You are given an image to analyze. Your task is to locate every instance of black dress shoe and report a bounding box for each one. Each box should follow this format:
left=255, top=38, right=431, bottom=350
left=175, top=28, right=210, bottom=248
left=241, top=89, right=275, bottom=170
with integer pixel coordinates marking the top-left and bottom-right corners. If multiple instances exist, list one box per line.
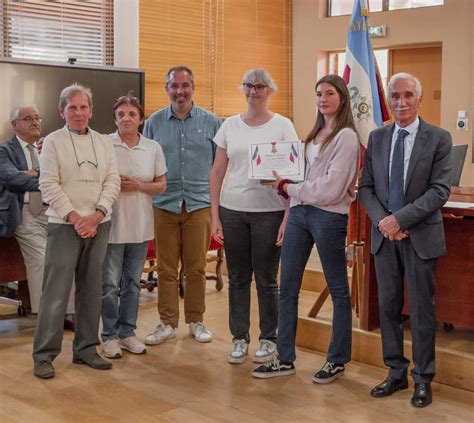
left=371, top=376, right=408, bottom=398
left=63, top=317, right=75, bottom=331
left=73, top=353, right=112, bottom=370
left=411, top=383, right=432, bottom=408
left=34, top=361, right=55, bottom=379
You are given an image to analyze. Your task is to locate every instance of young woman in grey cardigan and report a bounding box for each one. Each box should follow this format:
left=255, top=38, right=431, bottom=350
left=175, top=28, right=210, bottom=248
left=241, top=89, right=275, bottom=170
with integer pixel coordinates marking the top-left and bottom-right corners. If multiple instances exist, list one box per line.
left=253, top=74, right=360, bottom=383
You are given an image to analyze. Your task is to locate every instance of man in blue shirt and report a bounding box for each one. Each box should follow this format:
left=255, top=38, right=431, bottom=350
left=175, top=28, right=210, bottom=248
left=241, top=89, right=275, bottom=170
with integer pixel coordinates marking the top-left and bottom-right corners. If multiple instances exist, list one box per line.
left=143, top=65, right=221, bottom=346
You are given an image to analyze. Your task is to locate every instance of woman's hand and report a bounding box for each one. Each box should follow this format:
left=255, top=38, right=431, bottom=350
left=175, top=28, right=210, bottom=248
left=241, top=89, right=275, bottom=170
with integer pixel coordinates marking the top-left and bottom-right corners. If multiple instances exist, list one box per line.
left=211, top=218, right=224, bottom=244
left=271, top=170, right=283, bottom=190
left=276, top=219, right=287, bottom=246
left=120, top=175, right=141, bottom=191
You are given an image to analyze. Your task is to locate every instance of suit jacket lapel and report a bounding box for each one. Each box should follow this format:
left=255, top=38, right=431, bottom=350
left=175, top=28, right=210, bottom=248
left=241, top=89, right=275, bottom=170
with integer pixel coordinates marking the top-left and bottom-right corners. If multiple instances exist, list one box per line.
left=11, top=136, right=28, bottom=170
left=405, top=118, right=428, bottom=188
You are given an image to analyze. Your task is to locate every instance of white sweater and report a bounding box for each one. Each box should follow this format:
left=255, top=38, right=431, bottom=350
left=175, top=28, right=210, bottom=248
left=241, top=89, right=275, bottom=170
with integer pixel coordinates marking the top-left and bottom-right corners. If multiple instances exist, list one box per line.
left=39, top=126, right=120, bottom=224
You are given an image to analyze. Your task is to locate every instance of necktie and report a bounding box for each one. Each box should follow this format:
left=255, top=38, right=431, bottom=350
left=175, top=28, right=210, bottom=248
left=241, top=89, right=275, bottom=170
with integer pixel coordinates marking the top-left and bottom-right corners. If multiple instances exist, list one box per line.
left=388, top=129, right=409, bottom=213
left=26, top=143, right=43, bottom=217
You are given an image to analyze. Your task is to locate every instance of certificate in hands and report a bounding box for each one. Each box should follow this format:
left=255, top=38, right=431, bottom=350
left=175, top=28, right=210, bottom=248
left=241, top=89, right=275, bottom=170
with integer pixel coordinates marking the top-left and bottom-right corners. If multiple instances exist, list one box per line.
left=248, top=140, right=305, bottom=181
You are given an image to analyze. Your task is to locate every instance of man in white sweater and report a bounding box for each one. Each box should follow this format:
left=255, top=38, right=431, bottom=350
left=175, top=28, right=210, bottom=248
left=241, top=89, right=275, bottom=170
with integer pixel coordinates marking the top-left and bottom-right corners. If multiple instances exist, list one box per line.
left=32, top=84, right=120, bottom=379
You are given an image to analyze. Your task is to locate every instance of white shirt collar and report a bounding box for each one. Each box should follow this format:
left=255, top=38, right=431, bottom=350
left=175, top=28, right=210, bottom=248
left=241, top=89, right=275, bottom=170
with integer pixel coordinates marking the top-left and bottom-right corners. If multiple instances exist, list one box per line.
left=110, top=131, right=146, bottom=150
left=394, top=116, right=420, bottom=137
left=16, top=136, right=37, bottom=149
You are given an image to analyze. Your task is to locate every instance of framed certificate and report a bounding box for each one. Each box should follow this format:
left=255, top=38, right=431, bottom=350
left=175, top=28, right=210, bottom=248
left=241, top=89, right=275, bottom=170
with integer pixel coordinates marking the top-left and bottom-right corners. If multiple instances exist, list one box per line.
left=248, top=140, right=305, bottom=181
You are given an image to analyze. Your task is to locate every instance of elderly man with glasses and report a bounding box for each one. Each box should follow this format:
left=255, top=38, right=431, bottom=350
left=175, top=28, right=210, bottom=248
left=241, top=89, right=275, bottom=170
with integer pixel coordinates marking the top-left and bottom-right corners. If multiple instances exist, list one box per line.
left=0, top=107, right=74, bottom=324
left=32, top=84, right=120, bottom=379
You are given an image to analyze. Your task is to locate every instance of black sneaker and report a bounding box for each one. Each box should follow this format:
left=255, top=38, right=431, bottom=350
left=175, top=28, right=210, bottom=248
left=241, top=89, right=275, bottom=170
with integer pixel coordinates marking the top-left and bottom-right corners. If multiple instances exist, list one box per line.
left=312, top=362, right=345, bottom=384
left=252, top=357, right=295, bottom=379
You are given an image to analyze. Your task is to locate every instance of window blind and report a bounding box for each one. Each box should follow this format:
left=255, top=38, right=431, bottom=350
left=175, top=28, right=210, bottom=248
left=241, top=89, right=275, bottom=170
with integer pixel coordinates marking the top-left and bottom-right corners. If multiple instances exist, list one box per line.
left=1, top=0, right=114, bottom=66
left=139, top=0, right=292, bottom=119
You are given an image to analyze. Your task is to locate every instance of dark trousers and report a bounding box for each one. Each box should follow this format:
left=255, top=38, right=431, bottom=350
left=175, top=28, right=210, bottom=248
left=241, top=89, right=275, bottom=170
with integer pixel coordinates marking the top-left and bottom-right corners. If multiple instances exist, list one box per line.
left=220, top=206, right=283, bottom=343
left=374, top=238, right=437, bottom=383
left=277, top=205, right=352, bottom=363
left=33, top=222, right=110, bottom=363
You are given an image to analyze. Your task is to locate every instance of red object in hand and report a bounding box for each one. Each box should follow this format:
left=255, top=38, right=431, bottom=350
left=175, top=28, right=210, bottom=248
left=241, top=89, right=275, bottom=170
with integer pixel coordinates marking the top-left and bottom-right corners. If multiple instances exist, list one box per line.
left=146, top=240, right=156, bottom=260
left=209, top=233, right=223, bottom=250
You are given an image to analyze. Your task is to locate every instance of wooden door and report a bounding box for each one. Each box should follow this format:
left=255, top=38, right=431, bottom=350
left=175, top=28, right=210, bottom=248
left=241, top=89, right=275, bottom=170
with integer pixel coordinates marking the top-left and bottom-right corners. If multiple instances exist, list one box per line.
left=390, top=47, right=442, bottom=126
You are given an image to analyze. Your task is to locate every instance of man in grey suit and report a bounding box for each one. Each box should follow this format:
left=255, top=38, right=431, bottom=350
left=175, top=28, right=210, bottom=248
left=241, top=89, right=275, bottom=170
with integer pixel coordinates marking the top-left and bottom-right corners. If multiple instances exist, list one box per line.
left=0, top=106, right=74, bottom=319
left=359, top=73, right=452, bottom=408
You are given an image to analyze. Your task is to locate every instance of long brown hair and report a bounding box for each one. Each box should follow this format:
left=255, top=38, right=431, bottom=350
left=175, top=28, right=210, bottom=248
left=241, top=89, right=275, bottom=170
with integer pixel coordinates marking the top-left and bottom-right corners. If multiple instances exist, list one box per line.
left=304, top=74, right=358, bottom=151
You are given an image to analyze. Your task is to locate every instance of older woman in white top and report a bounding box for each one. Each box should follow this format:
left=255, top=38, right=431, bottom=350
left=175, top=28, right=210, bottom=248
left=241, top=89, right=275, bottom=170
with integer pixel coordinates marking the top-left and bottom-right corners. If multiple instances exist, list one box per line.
left=101, top=94, right=167, bottom=359
left=210, top=68, right=298, bottom=365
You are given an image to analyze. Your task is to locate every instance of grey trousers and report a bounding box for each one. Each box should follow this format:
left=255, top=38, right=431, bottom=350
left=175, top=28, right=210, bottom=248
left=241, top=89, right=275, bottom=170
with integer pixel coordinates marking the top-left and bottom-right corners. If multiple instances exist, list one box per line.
left=32, top=221, right=110, bottom=363
left=374, top=238, right=437, bottom=383
left=15, top=206, right=74, bottom=314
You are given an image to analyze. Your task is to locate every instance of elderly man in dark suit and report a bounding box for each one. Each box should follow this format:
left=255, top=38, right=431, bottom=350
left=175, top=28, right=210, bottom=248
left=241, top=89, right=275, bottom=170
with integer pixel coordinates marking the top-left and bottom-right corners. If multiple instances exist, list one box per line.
left=359, top=72, right=452, bottom=408
left=0, top=106, right=74, bottom=321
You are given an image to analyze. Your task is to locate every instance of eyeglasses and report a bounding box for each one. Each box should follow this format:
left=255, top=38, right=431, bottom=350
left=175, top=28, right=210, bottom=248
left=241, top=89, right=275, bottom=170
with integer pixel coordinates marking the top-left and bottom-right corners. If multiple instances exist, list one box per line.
left=68, top=129, right=99, bottom=169
left=17, top=116, right=43, bottom=123
left=242, top=83, right=267, bottom=93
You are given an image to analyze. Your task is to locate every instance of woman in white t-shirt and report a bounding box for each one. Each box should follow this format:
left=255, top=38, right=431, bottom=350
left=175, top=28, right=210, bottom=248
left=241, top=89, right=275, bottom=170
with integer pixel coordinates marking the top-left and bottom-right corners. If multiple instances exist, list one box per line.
left=101, top=94, right=167, bottom=359
left=210, top=69, right=298, bottom=365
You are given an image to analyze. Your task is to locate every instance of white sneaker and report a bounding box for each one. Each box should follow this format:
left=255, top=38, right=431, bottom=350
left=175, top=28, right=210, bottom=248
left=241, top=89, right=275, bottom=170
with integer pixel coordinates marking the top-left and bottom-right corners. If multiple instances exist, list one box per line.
left=189, top=322, right=213, bottom=343
left=228, top=339, right=248, bottom=364
left=144, top=323, right=176, bottom=345
left=103, top=339, right=122, bottom=359
left=253, top=339, right=276, bottom=363
left=119, top=336, right=147, bottom=354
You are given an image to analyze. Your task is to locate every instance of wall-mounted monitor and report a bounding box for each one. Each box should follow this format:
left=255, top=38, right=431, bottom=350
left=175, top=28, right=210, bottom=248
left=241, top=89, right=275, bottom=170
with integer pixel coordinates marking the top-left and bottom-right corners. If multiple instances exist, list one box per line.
left=0, top=58, right=145, bottom=143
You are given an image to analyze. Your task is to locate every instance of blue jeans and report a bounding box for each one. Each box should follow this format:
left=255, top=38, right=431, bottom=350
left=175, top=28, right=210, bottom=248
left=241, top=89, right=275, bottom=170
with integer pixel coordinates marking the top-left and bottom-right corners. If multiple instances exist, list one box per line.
left=101, top=241, right=148, bottom=341
left=277, top=205, right=352, bottom=364
left=219, top=207, right=284, bottom=343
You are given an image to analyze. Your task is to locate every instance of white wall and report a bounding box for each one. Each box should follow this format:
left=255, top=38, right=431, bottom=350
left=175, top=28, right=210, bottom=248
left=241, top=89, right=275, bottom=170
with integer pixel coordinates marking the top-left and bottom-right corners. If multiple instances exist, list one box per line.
left=114, top=0, right=139, bottom=68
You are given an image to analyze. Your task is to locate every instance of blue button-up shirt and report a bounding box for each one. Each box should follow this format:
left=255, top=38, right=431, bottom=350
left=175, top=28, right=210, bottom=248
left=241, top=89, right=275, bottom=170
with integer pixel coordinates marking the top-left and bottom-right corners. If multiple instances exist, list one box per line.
left=144, top=104, right=221, bottom=213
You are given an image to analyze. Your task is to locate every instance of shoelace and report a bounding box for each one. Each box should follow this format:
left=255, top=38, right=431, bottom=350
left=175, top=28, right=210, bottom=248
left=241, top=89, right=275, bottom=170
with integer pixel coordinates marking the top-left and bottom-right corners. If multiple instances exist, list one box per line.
left=193, top=322, right=208, bottom=335
left=233, top=340, right=247, bottom=353
left=265, top=357, right=281, bottom=369
left=322, top=362, right=335, bottom=373
left=155, top=323, right=170, bottom=334
left=259, top=340, right=273, bottom=353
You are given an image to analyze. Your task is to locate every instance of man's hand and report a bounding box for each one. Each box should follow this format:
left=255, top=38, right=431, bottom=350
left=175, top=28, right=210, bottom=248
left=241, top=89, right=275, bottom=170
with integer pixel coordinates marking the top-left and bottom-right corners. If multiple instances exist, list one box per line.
left=391, top=230, right=409, bottom=241
left=21, top=169, right=39, bottom=177
left=71, top=212, right=103, bottom=238
left=378, top=214, right=401, bottom=238
left=74, top=212, right=103, bottom=237
left=120, top=175, right=141, bottom=191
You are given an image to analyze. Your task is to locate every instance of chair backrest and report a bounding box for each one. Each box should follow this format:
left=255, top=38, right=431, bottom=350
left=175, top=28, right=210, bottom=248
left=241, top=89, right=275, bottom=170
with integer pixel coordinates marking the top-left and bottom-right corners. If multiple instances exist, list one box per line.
left=451, top=144, right=468, bottom=186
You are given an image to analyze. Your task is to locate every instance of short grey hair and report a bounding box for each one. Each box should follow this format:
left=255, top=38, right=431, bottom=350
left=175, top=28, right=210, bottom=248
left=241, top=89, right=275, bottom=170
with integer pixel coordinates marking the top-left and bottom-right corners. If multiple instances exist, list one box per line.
left=242, top=68, right=278, bottom=93
left=387, top=72, right=422, bottom=100
left=10, top=105, right=39, bottom=122
left=58, top=83, right=93, bottom=110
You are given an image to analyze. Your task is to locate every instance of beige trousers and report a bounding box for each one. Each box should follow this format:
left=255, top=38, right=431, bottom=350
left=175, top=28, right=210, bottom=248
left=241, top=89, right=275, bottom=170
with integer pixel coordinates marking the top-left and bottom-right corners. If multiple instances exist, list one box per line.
left=154, top=207, right=211, bottom=327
